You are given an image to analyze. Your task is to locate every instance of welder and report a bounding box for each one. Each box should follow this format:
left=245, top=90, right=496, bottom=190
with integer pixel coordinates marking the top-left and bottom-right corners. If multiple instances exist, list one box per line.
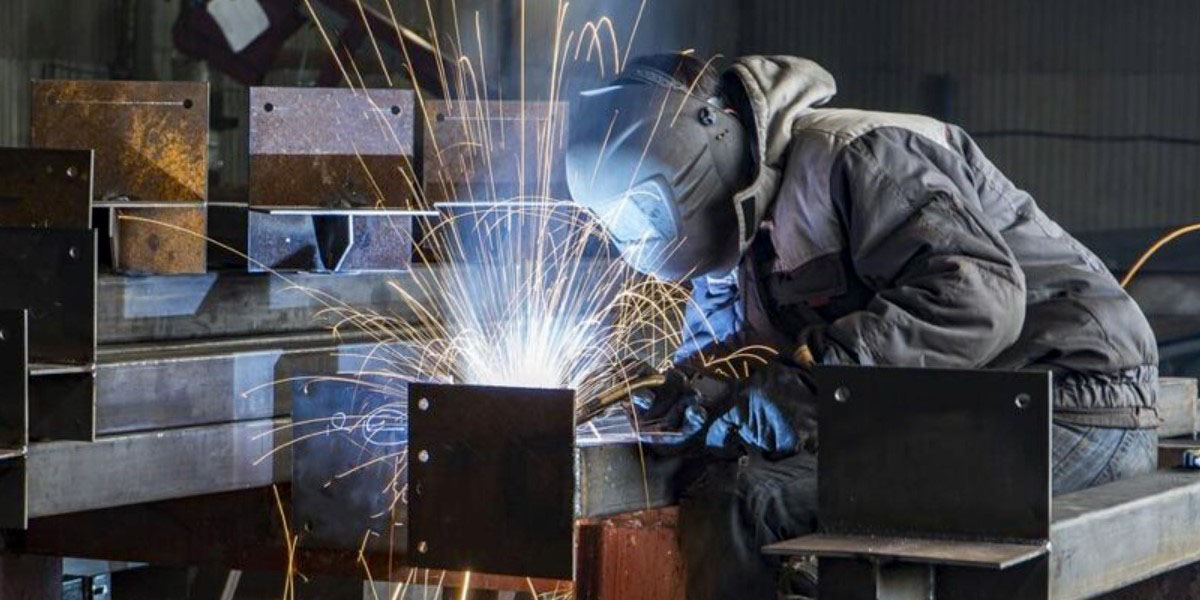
left=565, top=54, right=1159, bottom=599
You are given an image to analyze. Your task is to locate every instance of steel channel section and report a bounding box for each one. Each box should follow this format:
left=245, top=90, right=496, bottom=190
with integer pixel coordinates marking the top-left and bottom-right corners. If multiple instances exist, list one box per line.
left=292, top=377, right=407, bottom=553
left=0, top=148, right=93, bottom=229
left=30, top=80, right=209, bottom=275
left=408, top=383, right=576, bottom=579
left=803, top=366, right=1053, bottom=600
left=0, top=228, right=96, bottom=365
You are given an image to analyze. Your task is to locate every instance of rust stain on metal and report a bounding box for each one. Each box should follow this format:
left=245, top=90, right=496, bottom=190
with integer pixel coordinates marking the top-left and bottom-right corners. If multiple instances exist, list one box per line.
left=422, top=100, right=570, bottom=204
left=30, top=80, right=209, bottom=274
left=31, top=80, right=208, bottom=203
left=576, top=507, right=686, bottom=600
left=249, top=155, right=418, bottom=209
left=248, top=87, right=421, bottom=210
left=114, top=207, right=206, bottom=275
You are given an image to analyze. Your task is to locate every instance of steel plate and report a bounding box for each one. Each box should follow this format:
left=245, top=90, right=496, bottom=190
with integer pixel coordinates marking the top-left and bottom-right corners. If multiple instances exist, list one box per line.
left=422, top=101, right=569, bottom=204
left=0, top=228, right=96, bottom=364
left=31, top=80, right=209, bottom=274
left=408, top=382, right=575, bottom=579
left=291, top=377, right=407, bottom=552
left=0, top=148, right=93, bottom=229
left=815, top=366, right=1052, bottom=541
left=30, top=80, right=208, bottom=204
left=248, top=87, right=419, bottom=210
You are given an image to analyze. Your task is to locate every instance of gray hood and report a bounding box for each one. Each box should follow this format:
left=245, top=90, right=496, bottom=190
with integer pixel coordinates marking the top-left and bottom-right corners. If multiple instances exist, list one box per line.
left=725, top=56, right=837, bottom=253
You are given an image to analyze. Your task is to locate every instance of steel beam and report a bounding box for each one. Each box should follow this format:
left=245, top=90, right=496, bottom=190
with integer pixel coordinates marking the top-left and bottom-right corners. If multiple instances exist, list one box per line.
left=407, top=383, right=576, bottom=579
left=1050, top=471, right=1200, bottom=600
left=25, top=418, right=288, bottom=519
left=95, top=269, right=423, bottom=345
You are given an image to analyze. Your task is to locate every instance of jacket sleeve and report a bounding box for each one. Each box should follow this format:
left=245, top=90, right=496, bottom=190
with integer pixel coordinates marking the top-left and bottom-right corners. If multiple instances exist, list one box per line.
left=799, top=130, right=1027, bottom=368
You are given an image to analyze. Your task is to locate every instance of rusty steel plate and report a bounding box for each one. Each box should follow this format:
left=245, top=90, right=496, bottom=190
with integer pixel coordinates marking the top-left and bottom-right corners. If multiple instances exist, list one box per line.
left=110, top=207, right=207, bottom=275
left=408, top=382, right=576, bottom=579
left=31, top=80, right=209, bottom=274
left=0, top=148, right=93, bottom=229
left=30, top=80, right=208, bottom=204
left=248, top=87, right=420, bottom=210
left=422, top=101, right=569, bottom=204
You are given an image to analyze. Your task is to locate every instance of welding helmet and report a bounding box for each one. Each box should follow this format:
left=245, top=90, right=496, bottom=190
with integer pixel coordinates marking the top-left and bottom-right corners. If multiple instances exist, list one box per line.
left=566, top=55, right=753, bottom=281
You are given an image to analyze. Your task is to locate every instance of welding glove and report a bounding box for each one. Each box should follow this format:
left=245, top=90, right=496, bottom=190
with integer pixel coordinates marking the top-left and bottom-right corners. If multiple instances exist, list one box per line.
left=706, top=361, right=819, bottom=456
left=628, top=364, right=738, bottom=449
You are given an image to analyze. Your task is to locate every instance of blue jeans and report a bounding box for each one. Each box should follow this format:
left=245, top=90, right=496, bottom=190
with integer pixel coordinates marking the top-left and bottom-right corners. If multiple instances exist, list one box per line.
left=678, top=425, right=1157, bottom=600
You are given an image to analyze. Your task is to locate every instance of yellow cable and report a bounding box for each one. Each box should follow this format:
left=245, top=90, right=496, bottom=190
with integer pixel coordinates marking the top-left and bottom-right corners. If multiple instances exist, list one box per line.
left=1120, top=223, right=1200, bottom=288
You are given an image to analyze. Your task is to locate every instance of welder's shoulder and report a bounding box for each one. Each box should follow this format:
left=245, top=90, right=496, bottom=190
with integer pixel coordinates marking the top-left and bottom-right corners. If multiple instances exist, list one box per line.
left=789, top=108, right=957, bottom=159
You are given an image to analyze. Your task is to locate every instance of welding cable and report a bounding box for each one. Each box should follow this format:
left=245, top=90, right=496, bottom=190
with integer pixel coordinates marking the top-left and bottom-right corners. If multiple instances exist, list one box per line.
left=576, top=374, right=668, bottom=425
left=1120, top=222, right=1200, bottom=288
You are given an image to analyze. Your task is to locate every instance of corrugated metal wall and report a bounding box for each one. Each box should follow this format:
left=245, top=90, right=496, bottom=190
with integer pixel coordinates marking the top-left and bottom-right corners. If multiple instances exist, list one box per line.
left=740, top=0, right=1200, bottom=232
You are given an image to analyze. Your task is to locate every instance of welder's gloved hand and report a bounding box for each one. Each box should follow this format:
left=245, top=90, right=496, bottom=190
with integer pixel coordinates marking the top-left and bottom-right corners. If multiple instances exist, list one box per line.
left=628, top=365, right=737, bottom=447
left=706, top=361, right=819, bottom=455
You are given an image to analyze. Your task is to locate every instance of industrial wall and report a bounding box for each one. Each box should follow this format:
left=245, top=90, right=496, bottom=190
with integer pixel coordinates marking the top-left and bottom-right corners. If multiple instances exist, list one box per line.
left=738, top=0, right=1200, bottom=233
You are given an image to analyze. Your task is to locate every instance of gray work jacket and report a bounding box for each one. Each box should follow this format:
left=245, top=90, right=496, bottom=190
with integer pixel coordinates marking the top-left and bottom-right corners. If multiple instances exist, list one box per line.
left=677, top=56, right=1158, bottom=430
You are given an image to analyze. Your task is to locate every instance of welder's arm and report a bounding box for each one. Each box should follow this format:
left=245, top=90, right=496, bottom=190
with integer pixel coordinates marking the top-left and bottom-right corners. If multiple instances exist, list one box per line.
left=798, top=134, right=1027, bottom=368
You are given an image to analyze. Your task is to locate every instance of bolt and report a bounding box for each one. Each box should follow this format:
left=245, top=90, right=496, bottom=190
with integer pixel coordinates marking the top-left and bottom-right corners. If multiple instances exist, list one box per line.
left=67, top=246, right=78, bottom=259
left=418, top=449, right=430, bottom=463
left=0, top=329, right=6, bottom=341
left=834, top=386, right=851, bottom=403
left=66, top=166, right=78, bottom=178
left=418, top=397, right=430, bottom=411
left=417, top=541, right=428, bottom=554
left=1015, top=393, right=1031, bottom=410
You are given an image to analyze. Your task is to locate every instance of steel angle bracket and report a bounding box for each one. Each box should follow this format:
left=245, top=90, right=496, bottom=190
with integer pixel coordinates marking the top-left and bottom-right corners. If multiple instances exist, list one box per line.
left=0, top=310, right=30, bottom=529
left=764, top=366, right=1053, bottom=600
left=0, top=229, right=97, bottom=441
left=31, top=80, right=209, bottom=275
left=291, top=376, right=408, bottom=552
left=408, top=383, right=576, bottom=580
